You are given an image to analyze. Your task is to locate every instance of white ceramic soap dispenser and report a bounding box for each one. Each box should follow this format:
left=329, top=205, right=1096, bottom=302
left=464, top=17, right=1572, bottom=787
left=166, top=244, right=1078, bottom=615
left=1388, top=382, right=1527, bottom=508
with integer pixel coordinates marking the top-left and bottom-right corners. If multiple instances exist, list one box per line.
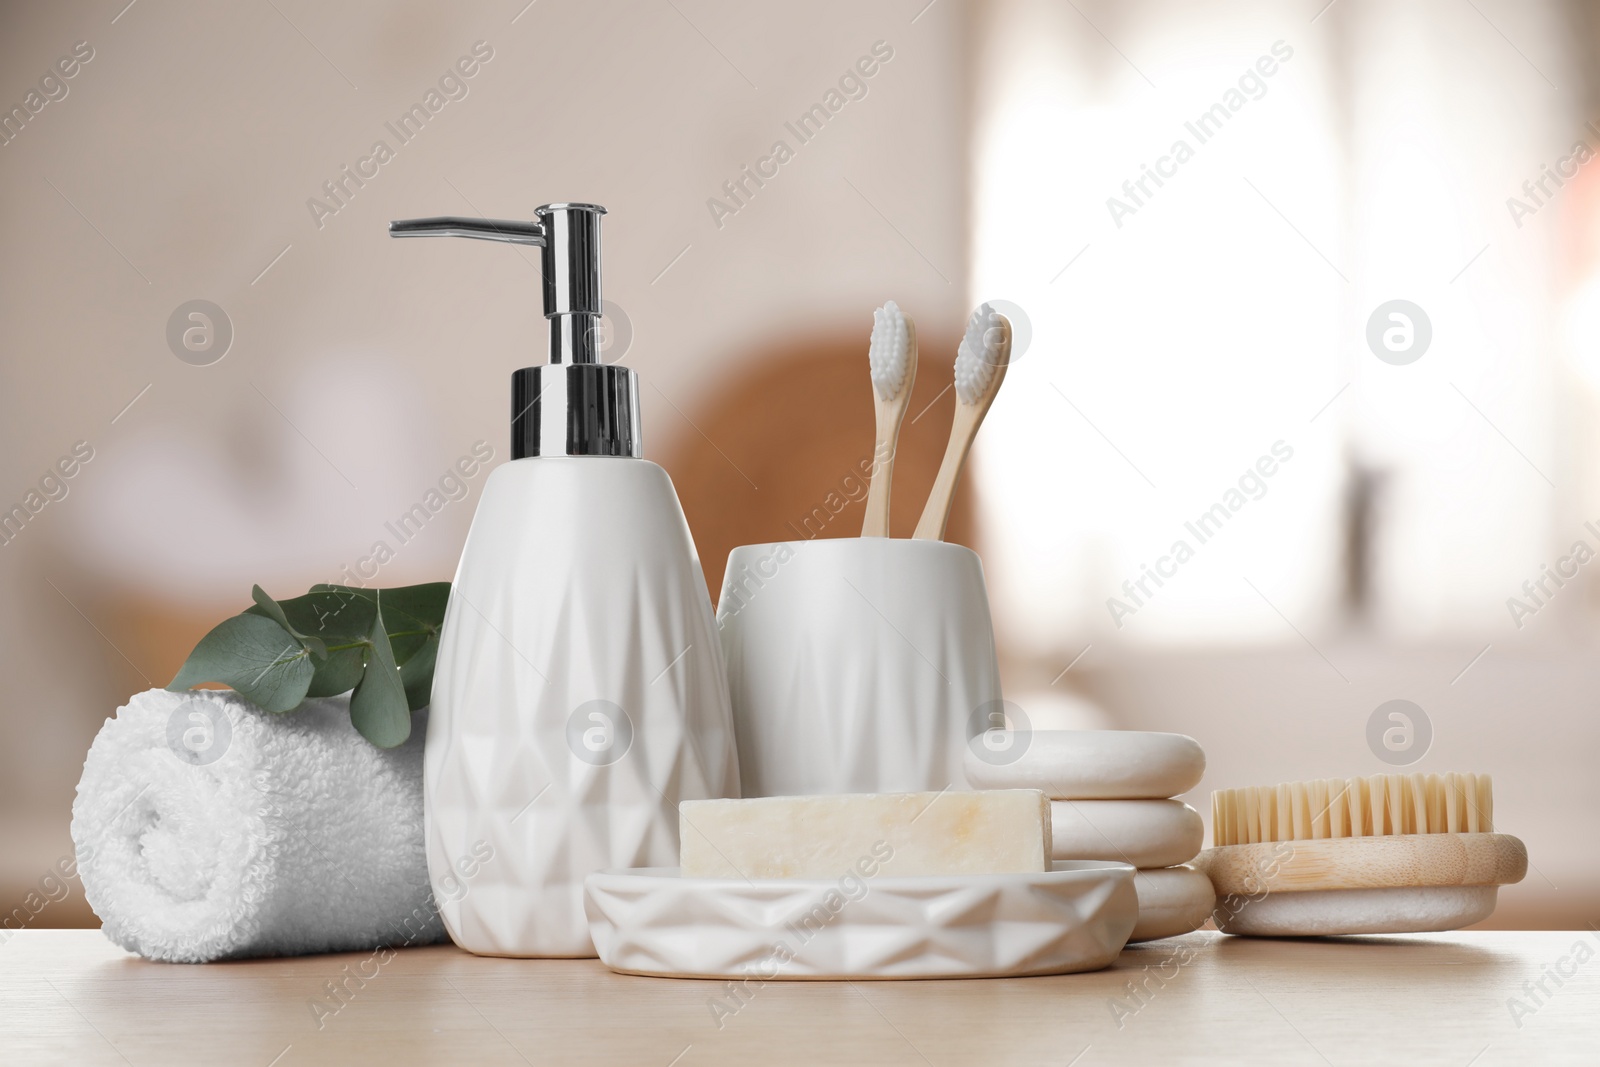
left=391, top=204, right=740, bottom=957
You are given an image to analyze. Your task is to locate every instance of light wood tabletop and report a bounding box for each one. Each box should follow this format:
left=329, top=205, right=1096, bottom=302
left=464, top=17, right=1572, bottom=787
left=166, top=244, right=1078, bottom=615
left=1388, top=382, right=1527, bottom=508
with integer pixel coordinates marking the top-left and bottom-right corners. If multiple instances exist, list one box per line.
left=3, top=929, right=1597, bottom=1065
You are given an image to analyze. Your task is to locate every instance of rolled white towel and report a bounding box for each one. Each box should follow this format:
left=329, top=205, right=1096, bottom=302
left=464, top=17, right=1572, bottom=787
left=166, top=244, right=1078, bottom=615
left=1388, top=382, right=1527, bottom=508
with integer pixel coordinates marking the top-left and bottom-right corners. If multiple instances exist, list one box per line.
left=71, top=688, right=447, bottom=962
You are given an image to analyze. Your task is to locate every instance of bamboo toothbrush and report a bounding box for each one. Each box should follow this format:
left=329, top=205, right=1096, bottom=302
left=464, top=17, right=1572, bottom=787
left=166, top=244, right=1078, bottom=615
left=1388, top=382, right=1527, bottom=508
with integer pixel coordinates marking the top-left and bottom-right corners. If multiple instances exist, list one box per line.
left=913, top=303, right=1011, bottom=541
left=1195, top=772, right=1527, bottom=936
left=861, top=300, right=917, bottom=538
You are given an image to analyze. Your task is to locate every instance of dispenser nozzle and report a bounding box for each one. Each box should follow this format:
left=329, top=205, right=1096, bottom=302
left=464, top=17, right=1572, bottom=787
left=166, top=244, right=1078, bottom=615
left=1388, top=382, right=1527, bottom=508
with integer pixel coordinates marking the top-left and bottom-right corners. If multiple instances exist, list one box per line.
left=388, top=217, right=547, bottom=245
left=390, top=203, right=607, bottom=363
left=389, top=202, right=638, bottom=460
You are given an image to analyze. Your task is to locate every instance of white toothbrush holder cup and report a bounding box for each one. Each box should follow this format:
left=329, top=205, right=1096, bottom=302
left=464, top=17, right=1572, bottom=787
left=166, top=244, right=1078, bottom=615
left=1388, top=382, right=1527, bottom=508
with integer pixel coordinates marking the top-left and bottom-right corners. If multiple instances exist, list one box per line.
left=716, top=538, right=1002, bottom=797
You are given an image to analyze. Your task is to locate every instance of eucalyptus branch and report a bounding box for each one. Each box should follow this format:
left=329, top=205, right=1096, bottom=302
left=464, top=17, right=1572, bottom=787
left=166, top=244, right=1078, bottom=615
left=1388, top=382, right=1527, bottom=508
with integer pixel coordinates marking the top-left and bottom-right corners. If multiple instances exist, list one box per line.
left=167, top=582, right=450, bottom=748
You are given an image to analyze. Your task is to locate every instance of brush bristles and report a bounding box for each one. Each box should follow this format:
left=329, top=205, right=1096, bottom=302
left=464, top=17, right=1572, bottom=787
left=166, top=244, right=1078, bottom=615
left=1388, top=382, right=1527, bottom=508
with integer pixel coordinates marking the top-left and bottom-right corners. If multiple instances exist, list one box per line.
left=954, top=302, right=1002, bottom=404
left=1211, top=772, right=1493, bottom=846
left=869, top=300, right=911, bottom=400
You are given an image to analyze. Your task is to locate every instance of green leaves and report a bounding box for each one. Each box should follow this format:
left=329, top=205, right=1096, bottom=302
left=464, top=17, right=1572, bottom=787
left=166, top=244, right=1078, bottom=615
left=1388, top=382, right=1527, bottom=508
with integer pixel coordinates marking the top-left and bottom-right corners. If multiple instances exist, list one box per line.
left=167, top=582, right=451, bottom=747
left=167, top=613, right=317, bottom=713
left=249, top=584, right=328, bottom=659
left=350, top=601, right=412, bottom=749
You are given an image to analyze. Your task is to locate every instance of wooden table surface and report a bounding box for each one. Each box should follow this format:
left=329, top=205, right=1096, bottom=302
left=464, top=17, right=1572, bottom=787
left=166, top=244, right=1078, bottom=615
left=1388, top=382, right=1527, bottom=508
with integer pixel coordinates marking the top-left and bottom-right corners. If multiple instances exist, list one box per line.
left=3, top=929, right=1597, bottom=1065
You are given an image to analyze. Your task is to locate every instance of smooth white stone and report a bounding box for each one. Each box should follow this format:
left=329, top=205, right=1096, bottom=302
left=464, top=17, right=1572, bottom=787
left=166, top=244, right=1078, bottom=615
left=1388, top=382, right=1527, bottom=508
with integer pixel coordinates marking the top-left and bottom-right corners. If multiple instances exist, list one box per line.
left=1129, top=865, right=1216, bottom=943
left=966, top=730, right=1205, bottom=799
left=1051, top=799, right=1203, bottom=868
left=680, top=790, right=1051, bottom=879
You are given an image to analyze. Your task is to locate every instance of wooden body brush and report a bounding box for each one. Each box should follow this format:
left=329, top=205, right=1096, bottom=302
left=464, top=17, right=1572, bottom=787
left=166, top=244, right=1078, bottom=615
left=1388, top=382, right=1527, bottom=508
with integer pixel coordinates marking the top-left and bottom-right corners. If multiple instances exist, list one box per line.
left=1195, top=772, right=1526, bottom=936
left=861, top=301, right=917, bottom=537
left=914, top=303, right=1011, bottom=541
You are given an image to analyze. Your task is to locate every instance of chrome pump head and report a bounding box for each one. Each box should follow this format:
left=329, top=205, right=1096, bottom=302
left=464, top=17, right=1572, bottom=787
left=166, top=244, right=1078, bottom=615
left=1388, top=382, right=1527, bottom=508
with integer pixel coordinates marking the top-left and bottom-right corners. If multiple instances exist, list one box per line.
left=390, top=203, right=641, bottom=459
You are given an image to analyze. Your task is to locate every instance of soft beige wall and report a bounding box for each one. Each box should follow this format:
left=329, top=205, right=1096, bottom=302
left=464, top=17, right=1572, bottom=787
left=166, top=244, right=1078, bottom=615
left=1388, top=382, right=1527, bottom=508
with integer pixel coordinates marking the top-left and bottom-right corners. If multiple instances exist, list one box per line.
left=0, top=0, right=971, bottom=903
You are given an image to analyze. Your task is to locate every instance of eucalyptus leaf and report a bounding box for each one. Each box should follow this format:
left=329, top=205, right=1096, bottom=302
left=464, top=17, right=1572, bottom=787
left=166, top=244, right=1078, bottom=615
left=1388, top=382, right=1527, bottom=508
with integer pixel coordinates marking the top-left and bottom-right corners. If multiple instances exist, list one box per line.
left=246, top=586, right=373, bottom=697
left=167, top=613, right=316, bottom=713
left=249, top=585, right=327, bottom=660
left=305, top=647, right=367, bottom=699
left=363, top=583, right=450, bottom=633
left=315, top=582, right=448, bottom=707
left=349, top=598, right=413, bottom=748
left=310, top=583, right=448, bottom=650
left=175, top=580, right=449, bottom=745
left=383, top=583, right=448, bottom=709
left=249, top=586, right=375, bottom=643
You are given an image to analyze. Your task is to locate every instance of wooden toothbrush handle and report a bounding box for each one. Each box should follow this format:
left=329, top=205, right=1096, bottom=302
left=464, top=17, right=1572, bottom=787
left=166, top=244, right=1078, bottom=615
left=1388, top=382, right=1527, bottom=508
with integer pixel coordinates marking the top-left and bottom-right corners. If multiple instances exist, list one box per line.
left=861, top=395, right=904, bottom=537
left=861, top=446, right=893, bottom=538
left=913, top=404, right=979, bottom=540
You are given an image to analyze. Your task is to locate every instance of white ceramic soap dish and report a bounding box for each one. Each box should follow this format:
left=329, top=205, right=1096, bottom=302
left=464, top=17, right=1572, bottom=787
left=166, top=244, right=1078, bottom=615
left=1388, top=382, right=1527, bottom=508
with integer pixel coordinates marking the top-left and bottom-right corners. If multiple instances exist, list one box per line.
left=584, top=861, right=1137, bottom=980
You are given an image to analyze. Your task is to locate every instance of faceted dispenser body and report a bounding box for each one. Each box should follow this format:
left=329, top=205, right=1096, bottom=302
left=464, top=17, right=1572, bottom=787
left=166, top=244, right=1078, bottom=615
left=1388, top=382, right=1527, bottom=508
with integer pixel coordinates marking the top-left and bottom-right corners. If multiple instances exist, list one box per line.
left=427, top=457, right=737, bottom=956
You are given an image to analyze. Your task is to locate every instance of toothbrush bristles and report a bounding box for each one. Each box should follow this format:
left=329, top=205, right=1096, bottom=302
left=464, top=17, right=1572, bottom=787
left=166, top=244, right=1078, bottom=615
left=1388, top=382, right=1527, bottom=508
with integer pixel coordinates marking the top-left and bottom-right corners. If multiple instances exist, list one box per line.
left=869, top=300, right=911, bottom=400
left=954, top=302, right=1003, bottom=404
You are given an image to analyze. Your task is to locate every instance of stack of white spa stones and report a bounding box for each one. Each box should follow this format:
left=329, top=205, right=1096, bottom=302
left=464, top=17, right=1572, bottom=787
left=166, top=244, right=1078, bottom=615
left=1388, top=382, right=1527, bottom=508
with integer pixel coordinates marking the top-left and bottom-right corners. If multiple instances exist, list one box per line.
left=966, top=731, right=1214, bottom=941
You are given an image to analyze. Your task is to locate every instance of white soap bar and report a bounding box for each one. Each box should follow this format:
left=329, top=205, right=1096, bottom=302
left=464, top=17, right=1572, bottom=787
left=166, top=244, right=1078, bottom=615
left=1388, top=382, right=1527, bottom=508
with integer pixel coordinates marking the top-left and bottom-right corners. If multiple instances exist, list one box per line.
left=966, top=730, right=1205, bottom=799
left=1051, top=799, right=1203, bottom=868
left=680, top=790, right=1051, bottom=879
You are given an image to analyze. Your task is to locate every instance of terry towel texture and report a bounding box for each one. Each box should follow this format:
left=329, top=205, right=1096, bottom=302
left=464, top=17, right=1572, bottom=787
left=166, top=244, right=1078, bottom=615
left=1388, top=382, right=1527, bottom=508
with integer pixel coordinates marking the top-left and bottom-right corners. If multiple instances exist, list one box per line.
left=71, top=688, right=446, bottom=962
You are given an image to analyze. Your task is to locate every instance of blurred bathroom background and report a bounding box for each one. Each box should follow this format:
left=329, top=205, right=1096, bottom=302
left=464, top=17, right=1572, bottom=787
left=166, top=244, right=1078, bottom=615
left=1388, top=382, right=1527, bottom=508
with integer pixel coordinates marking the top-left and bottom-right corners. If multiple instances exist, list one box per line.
left=3, top=0, right=1597, bottom=929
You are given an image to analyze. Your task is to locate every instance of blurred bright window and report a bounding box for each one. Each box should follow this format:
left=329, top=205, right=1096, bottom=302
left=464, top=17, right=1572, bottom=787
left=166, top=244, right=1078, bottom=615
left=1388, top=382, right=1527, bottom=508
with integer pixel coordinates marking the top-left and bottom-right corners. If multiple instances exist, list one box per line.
left=969, top=0, right=1581, bottom=653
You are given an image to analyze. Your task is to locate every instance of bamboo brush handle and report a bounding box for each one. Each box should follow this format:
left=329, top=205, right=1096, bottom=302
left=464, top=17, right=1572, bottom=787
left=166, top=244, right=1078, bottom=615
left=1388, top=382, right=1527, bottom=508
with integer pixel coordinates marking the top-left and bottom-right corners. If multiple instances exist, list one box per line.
left=913, top=317, right=1009, bottom=541
left=1196, top=833, right=1527, bottom=896
left=912, top=404, right=981, bottom=541
left=861, top=395, right=903, bottom=538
